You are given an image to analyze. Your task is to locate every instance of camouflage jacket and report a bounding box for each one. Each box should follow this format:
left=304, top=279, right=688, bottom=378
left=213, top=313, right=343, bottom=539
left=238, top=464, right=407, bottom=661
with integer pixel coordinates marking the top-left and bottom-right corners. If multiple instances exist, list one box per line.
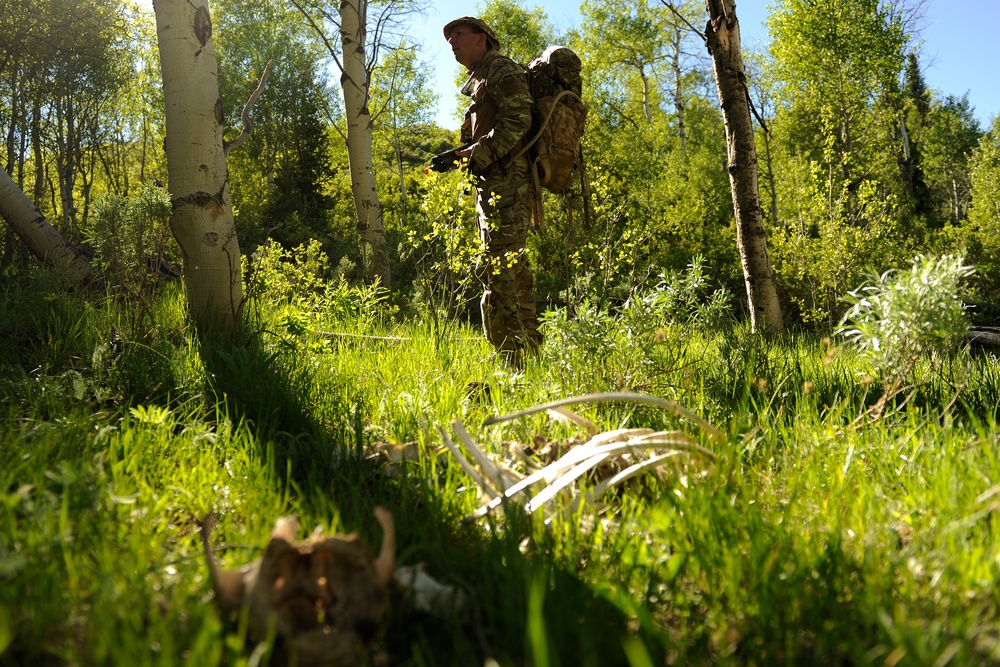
left=460, top=50, right=532, bottom=181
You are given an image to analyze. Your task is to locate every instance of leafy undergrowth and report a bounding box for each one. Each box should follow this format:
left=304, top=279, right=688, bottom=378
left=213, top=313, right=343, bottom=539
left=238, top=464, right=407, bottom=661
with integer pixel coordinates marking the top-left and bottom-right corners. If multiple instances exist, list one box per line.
left=2, top=268, right=1000, bottom=666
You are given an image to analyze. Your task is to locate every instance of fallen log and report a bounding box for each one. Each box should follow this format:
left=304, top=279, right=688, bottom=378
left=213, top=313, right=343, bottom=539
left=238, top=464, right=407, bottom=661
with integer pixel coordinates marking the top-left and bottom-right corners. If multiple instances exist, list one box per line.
left=968, top=327, right=1000, bottom=348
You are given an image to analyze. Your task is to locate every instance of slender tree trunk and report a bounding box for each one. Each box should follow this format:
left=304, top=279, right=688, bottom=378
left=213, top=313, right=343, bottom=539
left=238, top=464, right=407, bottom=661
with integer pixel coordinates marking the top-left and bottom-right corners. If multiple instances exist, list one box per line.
left=705, top=0, right=783, bottom=333
left=340, top=0, right=391, bottom=287
left=32, top=100, right=45, bottom=205
left=80, top=123, right=97, bottom=229
left=952, top=178, right=960, bottom=224
left=3, top=76, right=15, bottom=174
left=394, top=130, right=408, bottom=227
left=639, top=63, right=653, bottom=127
left=54, top=98, right=79, bottom=235
left=669, top=29, right=687, bottom=148
left=899, top=114, right=914, bottom=199
left=0, top=166, right=96, bottom=283
left=762, top=127, right=779, bottom=226
left=140, top=114, right=150, bottom=187
left=153, top=0, right=242, bottom=334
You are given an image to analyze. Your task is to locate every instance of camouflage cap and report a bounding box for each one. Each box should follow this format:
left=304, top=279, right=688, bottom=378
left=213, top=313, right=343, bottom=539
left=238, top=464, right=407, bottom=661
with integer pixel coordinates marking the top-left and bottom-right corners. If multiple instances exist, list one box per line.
left=443, top=16, right=500, bottom=51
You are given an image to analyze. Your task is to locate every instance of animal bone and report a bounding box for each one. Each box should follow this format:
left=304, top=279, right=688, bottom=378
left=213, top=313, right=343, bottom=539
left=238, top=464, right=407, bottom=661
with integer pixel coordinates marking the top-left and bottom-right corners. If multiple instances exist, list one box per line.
left=394, top=562, right=468, bottom=616
left=202, top=508, right=395, bottom=666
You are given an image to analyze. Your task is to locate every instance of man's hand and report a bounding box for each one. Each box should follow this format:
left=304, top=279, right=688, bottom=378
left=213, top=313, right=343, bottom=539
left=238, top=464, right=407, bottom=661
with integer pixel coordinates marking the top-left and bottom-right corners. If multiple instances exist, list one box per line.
left=425, top=144, right=472, bottom=173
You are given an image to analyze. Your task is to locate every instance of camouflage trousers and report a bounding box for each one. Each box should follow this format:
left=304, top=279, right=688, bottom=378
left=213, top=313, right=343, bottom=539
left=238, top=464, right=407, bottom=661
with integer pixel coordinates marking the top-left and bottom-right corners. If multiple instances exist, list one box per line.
left=474, top=179, right=542, bottom=361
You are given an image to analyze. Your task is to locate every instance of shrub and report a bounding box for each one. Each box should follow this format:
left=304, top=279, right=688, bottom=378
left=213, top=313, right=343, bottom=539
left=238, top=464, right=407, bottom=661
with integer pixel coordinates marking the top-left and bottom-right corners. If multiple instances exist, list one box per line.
left=244, top=238, right=330, bottom=306
left=244, top=239, right=394, bottom=351
left=85, top=183, right=178, bottom=335
left=542, top=259, right=732, bottom=393
left=623, top=255, right=733, bottom=331
left=837, top=254, right=974, bottom=381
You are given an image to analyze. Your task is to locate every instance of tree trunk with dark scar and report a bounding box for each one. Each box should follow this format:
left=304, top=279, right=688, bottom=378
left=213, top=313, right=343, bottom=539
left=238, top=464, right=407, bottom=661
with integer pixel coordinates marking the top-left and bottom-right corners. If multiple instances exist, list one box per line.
left=153, top=0, right=242, bottom=333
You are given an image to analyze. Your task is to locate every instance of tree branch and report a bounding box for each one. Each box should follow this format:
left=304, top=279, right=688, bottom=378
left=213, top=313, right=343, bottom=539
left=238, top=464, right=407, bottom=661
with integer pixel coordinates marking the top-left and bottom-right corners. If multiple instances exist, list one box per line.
left=661, top=0, right=706, bottom=42
left=224, top=59, right=274, bottom=156
left=741, top=73, right=774, bottom=140
left=288, top=0, right=346, bottom=75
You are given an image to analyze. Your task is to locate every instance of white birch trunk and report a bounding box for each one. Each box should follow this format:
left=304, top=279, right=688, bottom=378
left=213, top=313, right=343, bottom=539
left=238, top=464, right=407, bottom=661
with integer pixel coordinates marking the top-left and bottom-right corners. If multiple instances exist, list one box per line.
left=0, top=166, right=96, bottom=283
left=706, top=0, right=784, bottom=334
left=339, top=0, right=391, bottom=287
left=153, top=0, right=242, bottom=333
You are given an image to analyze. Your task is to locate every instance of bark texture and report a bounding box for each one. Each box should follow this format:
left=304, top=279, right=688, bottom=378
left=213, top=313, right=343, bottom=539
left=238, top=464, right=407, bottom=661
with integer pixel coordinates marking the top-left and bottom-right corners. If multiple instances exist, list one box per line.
left=153, top=0, right=242, bottom=333
left=0, top=166, right=96, bottom=282
left=705, top=0, right=783, bottom=334
left=340, top=0, right=391, bottom=287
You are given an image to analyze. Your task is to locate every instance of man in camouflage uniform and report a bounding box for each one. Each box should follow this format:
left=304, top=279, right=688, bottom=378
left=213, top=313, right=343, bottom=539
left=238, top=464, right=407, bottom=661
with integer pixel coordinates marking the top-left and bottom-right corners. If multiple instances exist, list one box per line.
left=444, top=16, right=542, bottom=368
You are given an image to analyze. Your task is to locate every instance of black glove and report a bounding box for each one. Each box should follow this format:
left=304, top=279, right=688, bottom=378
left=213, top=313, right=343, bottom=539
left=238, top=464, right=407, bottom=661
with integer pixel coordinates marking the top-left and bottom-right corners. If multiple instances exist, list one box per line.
left=425, top=145, right=470, bottom=173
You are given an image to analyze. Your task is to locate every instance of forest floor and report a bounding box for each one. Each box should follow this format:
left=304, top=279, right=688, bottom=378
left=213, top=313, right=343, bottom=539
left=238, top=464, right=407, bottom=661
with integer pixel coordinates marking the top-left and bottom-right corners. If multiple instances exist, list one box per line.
left=2, top=273, right=1000, bottom=666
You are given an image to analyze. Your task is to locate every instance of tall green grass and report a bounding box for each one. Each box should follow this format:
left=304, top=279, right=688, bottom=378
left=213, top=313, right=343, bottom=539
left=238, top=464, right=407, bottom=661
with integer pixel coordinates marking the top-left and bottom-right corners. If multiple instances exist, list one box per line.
left=2, top=264, right=1000, bottom=666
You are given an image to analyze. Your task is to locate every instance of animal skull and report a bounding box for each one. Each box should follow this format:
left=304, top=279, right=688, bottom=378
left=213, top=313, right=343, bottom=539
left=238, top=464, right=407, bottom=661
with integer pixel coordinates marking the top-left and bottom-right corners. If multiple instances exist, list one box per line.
left=202, top=508, right=395, bottom=666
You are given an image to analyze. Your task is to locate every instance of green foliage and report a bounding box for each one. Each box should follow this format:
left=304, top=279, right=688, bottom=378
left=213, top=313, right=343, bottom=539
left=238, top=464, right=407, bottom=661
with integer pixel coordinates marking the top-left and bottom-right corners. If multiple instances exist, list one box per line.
left=322, top=279, right=394, bottom=329
left=397, top=168, right=482, bottom=322
left=10, top=292, right=90, bottom=374
left=956, top=116, right=1000, bottom=301
left=762, top=0, right=922, bottom=323
left=86, top=183, right=178, bottom=331
left=574, top=0, right=692, bottom=127
left=0, top=0, right=145, bottom=231
left=769, top=161, right=911, bottom=323
left=906, top=92, right=982, bottom=230
left=534, top=95, right=738, bottom=308
left=96, top=6, right=167, bottom=197
left=5, top=272, right=1000, bottom=665
left=215, top=0, right=340, bottom=257
left=541, top=258, right=732, bottom=394
left=5, top=0, right=999, bottom=340
left=371, top=44, right=440, bottom=252
left=245, top=238, right=331, bottom=306
left=244, top=239, right=395, bottom=355
left=360, top=123, right=463, bottom=299
left=767, top=0, right=906, bottom=147
left=478, top=0, right=559, bottom=66
left=87, top=183, right=174, bottom=273
left=633, top=256, right=733, bottom=330
left=838, top=254, right=974, bottom=380
left=903, top=51, right=931, bottom=118
left=371, top=44, right=438, bottom=133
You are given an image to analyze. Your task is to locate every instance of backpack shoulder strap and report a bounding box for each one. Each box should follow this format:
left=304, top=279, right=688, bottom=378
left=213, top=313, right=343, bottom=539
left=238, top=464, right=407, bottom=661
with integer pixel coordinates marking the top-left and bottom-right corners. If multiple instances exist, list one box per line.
left=511, top=89, right=584, bottom=164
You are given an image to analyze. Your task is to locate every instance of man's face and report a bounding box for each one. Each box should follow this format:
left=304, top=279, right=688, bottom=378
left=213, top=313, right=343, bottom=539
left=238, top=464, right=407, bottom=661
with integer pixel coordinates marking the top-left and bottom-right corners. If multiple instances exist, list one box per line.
left=448, top=25, right=488, bottom=69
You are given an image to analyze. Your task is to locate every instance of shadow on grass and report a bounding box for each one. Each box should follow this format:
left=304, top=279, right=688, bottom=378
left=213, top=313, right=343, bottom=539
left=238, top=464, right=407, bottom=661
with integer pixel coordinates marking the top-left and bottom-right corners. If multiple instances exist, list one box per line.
left=198, top=336, right=661, bottom=666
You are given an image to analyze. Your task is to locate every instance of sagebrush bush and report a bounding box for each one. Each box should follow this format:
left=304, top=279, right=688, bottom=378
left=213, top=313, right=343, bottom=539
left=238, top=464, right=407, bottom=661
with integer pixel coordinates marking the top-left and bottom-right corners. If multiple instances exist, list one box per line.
left=623, top=255, right=733, bottom=331
left=837, top=254, right=974, bottom=380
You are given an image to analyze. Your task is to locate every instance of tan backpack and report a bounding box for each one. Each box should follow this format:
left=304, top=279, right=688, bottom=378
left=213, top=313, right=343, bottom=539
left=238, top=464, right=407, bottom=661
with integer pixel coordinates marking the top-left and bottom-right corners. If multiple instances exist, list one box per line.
left=515, top=46, right=590, bottom=227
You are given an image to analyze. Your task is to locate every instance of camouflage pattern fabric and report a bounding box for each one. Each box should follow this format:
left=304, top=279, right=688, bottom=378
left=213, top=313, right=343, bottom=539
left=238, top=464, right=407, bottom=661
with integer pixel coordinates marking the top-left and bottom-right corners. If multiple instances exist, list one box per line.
left=525, top=46, right=588, bottom=194
left=461, top=50, right=533, bottom=182
left=474, top=179, right=541, bottom=360
left=443, top=17, right=501, bottom=51
left=528, top=45, right=583, bottom=99
left=460, top=49, right=542, bottom=363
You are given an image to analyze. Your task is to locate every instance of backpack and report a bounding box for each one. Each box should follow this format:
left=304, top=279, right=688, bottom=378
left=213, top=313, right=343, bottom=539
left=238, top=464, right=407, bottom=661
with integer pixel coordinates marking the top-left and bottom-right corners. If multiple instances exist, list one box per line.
left=514, top=46, right=590, bottom=227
